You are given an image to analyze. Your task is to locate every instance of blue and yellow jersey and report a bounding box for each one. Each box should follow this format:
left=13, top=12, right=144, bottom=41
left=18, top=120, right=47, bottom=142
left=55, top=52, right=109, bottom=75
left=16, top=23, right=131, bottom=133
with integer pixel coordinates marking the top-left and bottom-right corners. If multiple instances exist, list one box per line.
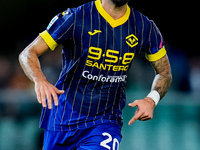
left=39, top=0, right=166, bottom=131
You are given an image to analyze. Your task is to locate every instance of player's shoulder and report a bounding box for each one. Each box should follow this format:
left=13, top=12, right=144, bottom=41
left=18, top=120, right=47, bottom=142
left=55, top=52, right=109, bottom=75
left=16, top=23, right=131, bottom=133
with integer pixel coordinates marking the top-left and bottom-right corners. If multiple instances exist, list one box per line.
left=129, top=6, right=153, bottom=26
left=68, top=1, right=94, bottom=14
left=49, top=1, right=94, bottom=29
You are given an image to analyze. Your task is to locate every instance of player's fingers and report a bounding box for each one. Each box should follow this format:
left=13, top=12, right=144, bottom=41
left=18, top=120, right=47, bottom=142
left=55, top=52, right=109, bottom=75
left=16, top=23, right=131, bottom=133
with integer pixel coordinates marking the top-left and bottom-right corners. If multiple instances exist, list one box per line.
left=40, top=86, right=47, bottom=108
left=52, top=90, right=59, bottom=106
left=46, top=90, right=53, bottom=109
left=128, top=110, right=144, bottom=125
left=35, top=88, right=42, bottom=104
left=139, top=117, right=151, bottom=121
left=138, top=114, right=153, bottom=121
left=53, top=87, right=65, bottom=106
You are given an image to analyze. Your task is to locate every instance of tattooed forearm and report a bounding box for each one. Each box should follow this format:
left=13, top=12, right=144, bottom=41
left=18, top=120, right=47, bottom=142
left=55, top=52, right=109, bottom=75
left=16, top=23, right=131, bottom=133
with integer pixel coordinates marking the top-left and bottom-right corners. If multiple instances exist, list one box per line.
left=151, top=55, right=172, bottom=100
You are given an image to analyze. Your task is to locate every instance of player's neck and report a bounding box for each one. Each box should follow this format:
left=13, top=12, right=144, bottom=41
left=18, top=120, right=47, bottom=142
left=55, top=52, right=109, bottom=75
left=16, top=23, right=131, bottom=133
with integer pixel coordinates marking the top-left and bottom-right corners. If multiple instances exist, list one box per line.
left=101, top=0, right=128, bottom=20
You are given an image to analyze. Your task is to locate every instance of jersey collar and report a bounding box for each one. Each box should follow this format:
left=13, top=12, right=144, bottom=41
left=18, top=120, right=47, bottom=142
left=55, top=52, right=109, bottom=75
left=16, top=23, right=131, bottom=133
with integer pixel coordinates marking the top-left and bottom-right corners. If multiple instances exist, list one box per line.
left=95, top=0, right=130, bottom=28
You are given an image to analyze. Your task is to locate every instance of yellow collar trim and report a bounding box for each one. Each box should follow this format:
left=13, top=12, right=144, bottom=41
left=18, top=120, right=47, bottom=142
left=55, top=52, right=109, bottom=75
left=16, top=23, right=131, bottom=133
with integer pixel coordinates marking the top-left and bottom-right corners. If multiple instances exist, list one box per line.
left=95, top=0, right=130, bottom=28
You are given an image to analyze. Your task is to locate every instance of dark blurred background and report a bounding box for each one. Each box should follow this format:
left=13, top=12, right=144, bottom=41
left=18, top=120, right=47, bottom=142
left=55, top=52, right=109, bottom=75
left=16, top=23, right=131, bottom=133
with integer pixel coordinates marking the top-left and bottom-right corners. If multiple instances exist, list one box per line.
left=0, top=0, right=200, bottom=150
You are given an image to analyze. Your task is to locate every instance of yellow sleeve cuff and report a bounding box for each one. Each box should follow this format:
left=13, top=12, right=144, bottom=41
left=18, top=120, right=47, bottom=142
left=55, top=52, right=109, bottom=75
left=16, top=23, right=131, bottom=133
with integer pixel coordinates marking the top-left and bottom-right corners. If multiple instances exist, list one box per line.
left=39, top=30, right=58, bottom=51
left=145, top=46, right=167, bottom=62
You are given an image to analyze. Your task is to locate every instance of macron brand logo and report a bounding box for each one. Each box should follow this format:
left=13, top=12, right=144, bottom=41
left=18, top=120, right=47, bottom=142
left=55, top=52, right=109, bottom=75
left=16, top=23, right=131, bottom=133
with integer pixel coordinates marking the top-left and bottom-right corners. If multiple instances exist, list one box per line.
left=88, top=30, right=102, bottom=36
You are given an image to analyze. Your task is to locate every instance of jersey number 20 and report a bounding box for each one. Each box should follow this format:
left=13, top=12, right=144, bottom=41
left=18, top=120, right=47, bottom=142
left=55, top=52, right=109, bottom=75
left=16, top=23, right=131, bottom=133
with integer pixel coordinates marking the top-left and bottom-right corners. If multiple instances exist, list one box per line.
left=100, top=132, right=119, bottom=150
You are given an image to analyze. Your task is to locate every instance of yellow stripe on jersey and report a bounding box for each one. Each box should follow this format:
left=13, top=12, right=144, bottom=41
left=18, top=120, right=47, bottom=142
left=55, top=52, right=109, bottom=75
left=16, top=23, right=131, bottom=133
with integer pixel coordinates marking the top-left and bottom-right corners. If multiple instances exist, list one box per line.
left=95, top=0, right=130, bottom=28
left=39, top=30, right=58, bottom=51
left=145, top=46, right=167, bottom=62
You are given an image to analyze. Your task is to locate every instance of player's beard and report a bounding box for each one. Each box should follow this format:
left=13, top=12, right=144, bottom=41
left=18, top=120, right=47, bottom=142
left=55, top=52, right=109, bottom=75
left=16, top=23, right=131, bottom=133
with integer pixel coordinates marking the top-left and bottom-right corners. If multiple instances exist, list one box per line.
left=111, top=0, right=130, bottom=7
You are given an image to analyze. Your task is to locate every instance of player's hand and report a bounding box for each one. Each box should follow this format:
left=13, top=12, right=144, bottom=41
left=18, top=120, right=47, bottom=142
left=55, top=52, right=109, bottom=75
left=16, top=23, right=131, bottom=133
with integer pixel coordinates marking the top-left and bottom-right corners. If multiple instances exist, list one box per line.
left=128, top=97, right=155, bottom=125
left=34, top=80, right=65, bottom=109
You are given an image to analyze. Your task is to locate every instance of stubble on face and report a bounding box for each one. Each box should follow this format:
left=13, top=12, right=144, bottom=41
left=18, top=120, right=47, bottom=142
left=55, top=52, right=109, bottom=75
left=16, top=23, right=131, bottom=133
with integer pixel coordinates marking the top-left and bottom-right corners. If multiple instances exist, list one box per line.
left=110, top=0, right=130, bottom=7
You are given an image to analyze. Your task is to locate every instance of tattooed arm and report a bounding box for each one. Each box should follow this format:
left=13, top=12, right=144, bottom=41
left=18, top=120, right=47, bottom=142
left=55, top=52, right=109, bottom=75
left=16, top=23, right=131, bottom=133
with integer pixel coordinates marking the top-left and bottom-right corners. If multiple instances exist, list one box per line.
left=151, top=55, right=172, bottom=99
left=128, top=54, right=172, bottom=125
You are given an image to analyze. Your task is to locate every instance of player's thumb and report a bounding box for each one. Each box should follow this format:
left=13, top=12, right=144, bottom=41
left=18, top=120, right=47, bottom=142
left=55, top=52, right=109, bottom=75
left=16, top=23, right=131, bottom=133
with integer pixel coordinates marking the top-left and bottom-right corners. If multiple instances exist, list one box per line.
left=128, top=100, right=139, bottom=108
left=54, top=87, right=65, bottom=94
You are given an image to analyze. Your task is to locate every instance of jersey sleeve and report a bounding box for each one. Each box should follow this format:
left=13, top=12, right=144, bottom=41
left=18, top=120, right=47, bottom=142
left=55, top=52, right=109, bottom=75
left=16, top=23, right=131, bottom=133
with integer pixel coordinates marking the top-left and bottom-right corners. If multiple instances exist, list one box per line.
left=39, top=8, right=75, bottom=51
left=142, top=20, right=166, bottom=62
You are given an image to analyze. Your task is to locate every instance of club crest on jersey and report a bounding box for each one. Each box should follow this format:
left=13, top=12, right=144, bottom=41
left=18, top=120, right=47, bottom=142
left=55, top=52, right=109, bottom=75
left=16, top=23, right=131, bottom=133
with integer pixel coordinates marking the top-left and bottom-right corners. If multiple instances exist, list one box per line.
left=126, top=34, right=138, bottom=48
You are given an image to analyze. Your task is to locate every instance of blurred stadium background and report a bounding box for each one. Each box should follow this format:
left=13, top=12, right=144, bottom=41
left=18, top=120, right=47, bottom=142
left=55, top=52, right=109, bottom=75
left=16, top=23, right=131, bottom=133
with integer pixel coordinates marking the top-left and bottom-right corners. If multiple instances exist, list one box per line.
left=0, top=0, right=199, bottom=149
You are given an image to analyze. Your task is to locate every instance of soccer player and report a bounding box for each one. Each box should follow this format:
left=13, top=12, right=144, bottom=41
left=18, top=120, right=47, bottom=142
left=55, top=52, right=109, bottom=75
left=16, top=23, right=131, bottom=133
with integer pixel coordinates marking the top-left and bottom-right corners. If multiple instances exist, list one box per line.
left=19, top=0, right=172, bottom=149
